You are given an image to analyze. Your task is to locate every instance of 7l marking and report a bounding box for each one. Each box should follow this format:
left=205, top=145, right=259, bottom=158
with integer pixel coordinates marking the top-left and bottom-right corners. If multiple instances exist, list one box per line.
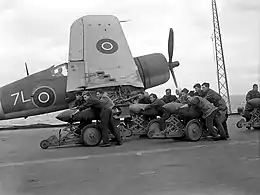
left=11, top=91, right=31, bottom=106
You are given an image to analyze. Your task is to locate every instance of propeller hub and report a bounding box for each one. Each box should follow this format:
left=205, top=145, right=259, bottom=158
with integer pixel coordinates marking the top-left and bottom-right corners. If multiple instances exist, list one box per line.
left=169, top=61, right=180, bottom=69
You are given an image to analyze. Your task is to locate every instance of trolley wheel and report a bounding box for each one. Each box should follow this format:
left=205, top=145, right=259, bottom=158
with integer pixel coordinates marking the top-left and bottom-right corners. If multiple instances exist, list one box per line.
left=185, top=120, right=202, bottom=142
left=236, top=119, right=245, bottom=128
left=147, top=119, right=161, bottom=139
left=40, top=140, right=49, bottom=149
left=81, top=125, right=102, bottom=146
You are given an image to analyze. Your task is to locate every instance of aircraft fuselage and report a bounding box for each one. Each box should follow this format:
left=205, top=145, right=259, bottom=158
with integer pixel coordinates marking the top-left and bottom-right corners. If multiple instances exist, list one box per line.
left=0, top=66, right=69, bottom=120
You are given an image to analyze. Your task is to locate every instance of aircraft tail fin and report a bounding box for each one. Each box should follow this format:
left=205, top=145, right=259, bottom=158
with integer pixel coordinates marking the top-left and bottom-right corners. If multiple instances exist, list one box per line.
left=25, top=62, right=29, bottom=76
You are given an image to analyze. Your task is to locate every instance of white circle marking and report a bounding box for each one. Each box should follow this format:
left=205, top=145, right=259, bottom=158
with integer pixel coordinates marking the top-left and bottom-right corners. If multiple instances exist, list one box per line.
left=38, top=92, right=50, bottom=103
left=101, top=42, right=113, bottom=51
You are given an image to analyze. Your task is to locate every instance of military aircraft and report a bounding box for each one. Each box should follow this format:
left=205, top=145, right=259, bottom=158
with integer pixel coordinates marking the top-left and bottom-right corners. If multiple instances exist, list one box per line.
left=0, top=15, right=179, bottom=121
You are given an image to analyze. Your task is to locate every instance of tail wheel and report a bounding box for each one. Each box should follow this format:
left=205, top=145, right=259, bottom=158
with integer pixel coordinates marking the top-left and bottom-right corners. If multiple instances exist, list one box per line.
left=185, top=120, right=202, bottom=142
left=147, top=119, right=161, bottom=139
left=81, top=125, right=102, bottom=146
left=236, top=119, right=245, bottom=128
left=40, top=140, right=49, bottom=149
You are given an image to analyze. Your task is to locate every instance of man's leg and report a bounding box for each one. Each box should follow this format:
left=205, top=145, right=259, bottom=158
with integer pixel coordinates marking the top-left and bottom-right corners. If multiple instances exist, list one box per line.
left=109, top=113, right=122, bottom=145
left=222, top=115, right=229, bottom=138
left=213, top=115, right=227, bottom=139
left=75, top=119, right=91, bottom=135
left=205, top=111, right=219, bottom=140
left=159, top=109, right=171, bottom=131
left=218, top=110, right=229, bottom=138
left=99, top=110, right=111, bottom=147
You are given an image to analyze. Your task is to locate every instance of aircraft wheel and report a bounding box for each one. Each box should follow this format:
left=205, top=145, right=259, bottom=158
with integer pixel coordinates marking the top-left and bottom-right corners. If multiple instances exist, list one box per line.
left=236, top=119, right=245, bottom=128
left=40, top=140, right=49, bottom=149
left=81, top=125, right=102, bottom=146
left=185, top=120, right=202, bottom=142
left=147, top=119, right=161, bottom=139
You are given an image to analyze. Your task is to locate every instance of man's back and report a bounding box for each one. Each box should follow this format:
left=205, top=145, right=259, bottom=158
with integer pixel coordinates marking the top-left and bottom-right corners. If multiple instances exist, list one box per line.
left=205, top=89, right=227, bottom=110
left=189, top=96, right=217, bottom=118
left=79, top=97, right=107, bottom=113
left=100, top=94, right=114, bottom=109
left=138, top=96, right=151, bottom=104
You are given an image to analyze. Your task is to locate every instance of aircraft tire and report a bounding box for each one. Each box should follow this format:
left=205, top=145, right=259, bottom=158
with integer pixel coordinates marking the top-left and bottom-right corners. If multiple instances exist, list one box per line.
left=40, top=140, right=49, bottom=149
left=185, top=119, right=202, bottom=142
left=147, top=119, right=161, bottom=139
left=81, top=124, right=102, bottom=147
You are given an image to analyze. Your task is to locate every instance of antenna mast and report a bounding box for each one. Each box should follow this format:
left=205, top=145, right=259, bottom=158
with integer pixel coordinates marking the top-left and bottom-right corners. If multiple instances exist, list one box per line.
left=212, top=0, right=232, bottom=113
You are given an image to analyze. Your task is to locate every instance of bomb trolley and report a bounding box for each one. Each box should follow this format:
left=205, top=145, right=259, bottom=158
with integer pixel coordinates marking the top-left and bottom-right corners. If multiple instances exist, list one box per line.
left=40, top=108, right=132, bottom=149
left=236, top=108, right=260, bottom=129
left=146, top=114, right=205, bottom=142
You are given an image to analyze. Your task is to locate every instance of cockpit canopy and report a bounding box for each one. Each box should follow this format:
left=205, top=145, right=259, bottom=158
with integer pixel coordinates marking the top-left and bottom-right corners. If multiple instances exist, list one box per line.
left=50, top=63, right=68, bottom=77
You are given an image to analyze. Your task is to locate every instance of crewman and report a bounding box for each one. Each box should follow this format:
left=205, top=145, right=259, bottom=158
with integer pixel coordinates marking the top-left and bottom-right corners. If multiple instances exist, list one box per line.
left=182, top=92, right=227, bottom=140
left=246, top=84, right=260, bottom=102
left=141, top=93, right=165, bottom=117
left=161, top=88, right=177, bottom=103
left=193, top=83, right=205, bottom=97
left=96, top=89, right=114, bottom=109
left=201, top=82, right=229, bottom=138
left=71, top=91, right=121, bottom=147
left=69, top=91, right=91, bottom=135
left=176, top=88, right=189, bottom=104
left=243, top=84, right=260, bottom=123
left=71, top=91, right=85, bottom=108
left=137, top=91, right=151, bottom=104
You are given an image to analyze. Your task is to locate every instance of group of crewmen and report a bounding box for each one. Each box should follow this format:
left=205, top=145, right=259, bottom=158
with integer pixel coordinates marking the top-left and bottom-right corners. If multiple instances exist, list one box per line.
left=70, top=89, right=121, bottom=147
left=137, top=82, right=229, bottom=140
left=69, top=83, right=260, bottom=146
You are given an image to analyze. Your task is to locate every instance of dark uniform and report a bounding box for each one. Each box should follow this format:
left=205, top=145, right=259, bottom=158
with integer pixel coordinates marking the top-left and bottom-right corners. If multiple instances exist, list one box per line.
left=138, top=96, right=151, bottom=104
left=141, top=98, right=165, bottom=124
left=194, top=90, right=206, bottom=97
left=79, top=97, right=121, bottom=145
left=188, top=96, right=226, bottom=139
left=246, top=90, right=260, bottom=102
left=72, top=99, right=85, bottom=108
left=204, top=89, right=229, bottom=138
left=143, top=99, right=165, bottom=116
left=161, top=94, right=177, bottom=103
left=72, top=98, right=90, bottom=130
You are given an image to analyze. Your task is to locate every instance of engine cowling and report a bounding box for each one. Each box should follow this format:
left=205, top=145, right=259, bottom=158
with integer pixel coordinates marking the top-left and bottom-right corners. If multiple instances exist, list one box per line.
left=134, top=53, right=170, bottom=89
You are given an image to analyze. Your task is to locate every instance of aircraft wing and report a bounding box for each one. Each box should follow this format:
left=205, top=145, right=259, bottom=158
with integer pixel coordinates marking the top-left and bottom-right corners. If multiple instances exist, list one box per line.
left=67, top=15, right=144, bottom=92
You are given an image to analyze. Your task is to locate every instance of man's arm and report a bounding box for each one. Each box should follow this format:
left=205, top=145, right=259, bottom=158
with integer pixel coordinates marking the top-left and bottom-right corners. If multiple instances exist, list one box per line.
left=246, top=91, right=251, bottom=102
left=144, top=99, right=161, bottom=110
left=78, top=99, right=95, bottom=111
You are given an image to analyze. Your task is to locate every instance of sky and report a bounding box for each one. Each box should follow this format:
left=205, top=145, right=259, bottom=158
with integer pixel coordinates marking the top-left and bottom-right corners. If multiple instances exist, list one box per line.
left=0, top=0, right=259, bottom=96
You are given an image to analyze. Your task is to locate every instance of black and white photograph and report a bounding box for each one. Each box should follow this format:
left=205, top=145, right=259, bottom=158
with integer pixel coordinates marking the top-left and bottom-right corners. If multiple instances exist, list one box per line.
left=0, top=0, right=259, bottom=194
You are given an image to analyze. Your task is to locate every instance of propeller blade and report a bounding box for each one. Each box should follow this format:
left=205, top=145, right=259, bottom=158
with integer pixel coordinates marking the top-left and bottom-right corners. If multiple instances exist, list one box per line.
left=25, top=62, right=29, bottom=76
left=170, top=68, right=178, bottom=88
left=168, top=28, right=174, bottom=63
left=120, top=20, right=131, bottom=23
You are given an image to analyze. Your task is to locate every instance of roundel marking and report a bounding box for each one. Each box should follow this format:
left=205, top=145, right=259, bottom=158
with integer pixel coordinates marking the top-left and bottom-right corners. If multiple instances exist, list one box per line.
left=32, top=86, right=56, bottom=108
left=38, top=92, right=50, bottom=103
left=96, top=38, right=118, bottom=54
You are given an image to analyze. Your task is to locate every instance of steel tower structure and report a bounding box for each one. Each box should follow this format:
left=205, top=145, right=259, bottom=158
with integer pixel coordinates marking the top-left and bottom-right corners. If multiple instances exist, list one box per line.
left=211, top=0, right=232, bottom=113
